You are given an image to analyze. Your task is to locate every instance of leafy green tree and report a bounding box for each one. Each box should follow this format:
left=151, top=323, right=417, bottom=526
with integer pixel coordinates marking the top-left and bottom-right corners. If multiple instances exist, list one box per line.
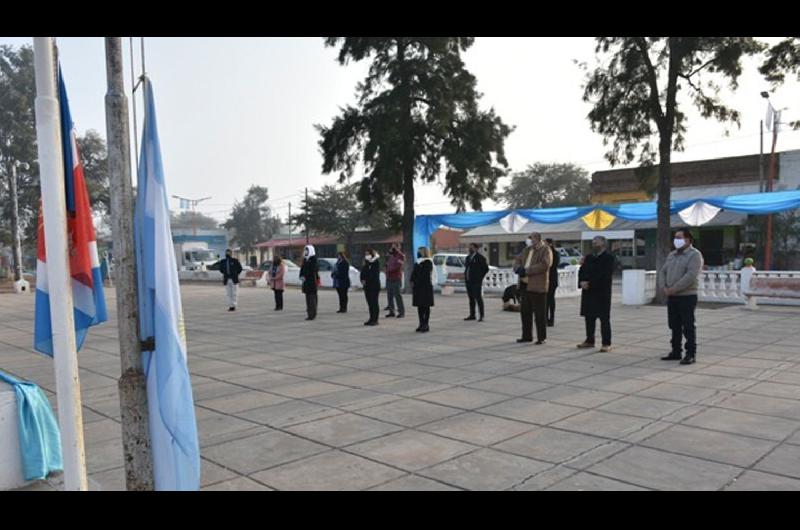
left=291, top=182, right=400, bottom=258
left=581, top=37, right=764, bottom=294
left=501, top=162, right=591, bottom=209
left=223, top=185, right=281, bottom=259
left=318, top=37, right=512, bottom=285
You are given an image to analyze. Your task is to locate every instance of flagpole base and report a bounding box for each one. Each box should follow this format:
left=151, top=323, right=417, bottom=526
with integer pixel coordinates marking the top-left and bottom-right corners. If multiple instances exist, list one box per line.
left=12, top=279, right=30, bottom=294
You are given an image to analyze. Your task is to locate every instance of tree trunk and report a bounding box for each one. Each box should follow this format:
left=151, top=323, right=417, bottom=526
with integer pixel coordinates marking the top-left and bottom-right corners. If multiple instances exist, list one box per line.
left=8, top=166, right=23, bottom=282
left=402, top=169, right=415, bottom=292
left=655, top=136, right=672, bottom=303
left=396, top=38, right=416, bottom=293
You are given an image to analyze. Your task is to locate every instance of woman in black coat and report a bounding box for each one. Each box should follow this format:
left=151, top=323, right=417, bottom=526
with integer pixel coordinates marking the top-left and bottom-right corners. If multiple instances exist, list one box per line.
left=332, top=251, right=351, bottom=313
left=411, top=246, right=435, bottom=332
left=577, top=236, right=615, bottom=351
left=360, top=247, right=381, bottom=326
left=299, top=245, right=319, bottom=321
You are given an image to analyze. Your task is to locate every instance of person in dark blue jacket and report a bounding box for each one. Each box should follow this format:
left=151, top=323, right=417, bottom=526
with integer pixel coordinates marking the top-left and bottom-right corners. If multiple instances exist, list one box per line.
left=299, top=245, right=319, bottom=321
left=332, top=251, right=352, bottom=313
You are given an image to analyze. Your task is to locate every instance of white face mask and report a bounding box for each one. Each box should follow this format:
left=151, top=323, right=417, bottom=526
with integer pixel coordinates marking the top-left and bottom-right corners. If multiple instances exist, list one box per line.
left=674, top=238, right=686, bottom=249
left=525, top=238, right=533, bottom=247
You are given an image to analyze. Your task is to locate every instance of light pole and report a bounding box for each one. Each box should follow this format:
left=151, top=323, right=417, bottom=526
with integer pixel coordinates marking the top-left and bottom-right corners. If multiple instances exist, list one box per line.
left=171, top=195, right=211, bottom=236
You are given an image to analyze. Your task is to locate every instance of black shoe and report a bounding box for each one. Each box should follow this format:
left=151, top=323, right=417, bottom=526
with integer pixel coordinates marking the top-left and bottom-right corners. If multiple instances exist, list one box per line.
left=680, top=356, right=696, bottom=365
left=364, top=320, right=372, bottom=326
left=383, top=306, right=390, bottom=311
left=228, top=307, right=236, bottom=312
left=534, top=340, right=546, bottom=345
left=547, top=321, right=554, bottom=327
left=464, top=315, right=476, bottom=321
left=661, top=354, right=682, bottom=361
left=421, top=326, right=430, bottom=332
left=367, top=321, right=378, bottom=326
left=396, top=314, right=404, bottom=319
left=517, top=338, right=533, bottom=343
left=385, top=313, right=396, bottom=318
left=478, top=316, right=484, bottom=322
left=305, top=317, right=315, bottom=321
left=415, top=326, right=422, bottom=332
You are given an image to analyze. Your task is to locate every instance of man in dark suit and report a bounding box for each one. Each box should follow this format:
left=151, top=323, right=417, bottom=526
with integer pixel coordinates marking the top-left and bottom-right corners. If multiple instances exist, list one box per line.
left=577, top=236, right=615, bottom=352
left=464, top=243, right=490, bottom=322
left=545, top=238, right=561, bottom=327
left=211, top=249, right=243, bottom=311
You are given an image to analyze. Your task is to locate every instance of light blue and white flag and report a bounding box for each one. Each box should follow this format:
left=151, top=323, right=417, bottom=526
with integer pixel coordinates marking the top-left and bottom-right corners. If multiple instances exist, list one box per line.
left=134, top=77, right=200, bottom=490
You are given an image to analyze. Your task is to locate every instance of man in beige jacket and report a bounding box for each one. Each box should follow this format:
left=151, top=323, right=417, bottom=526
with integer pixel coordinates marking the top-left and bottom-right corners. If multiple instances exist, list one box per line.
left=515, top=232, right=553, bottom=345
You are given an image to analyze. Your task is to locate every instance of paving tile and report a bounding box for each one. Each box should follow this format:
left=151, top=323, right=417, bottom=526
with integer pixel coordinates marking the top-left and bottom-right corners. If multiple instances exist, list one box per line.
left=420, top=412, right=536, bottom=446
left=420, top=448, right=551, bottom=490
left=201, top=477, right=272, bottom=491
left=546, top=472, right=649, bottom=491
left=551, top=410, right=654, bottom=440
left=415, top=387, right=509, bottom=410
left=286, top=413, right=402, bottom=447
left=348, top=431, right=476, bottom=472
left=493, top=427, right=611, bottom=464
left=725, top=470, right=800, bottom=491
left=588, top=446, right=742, bottom=491
left=641, top=424, right=778, bottom=467
left=357, top=398, right=463, bottom=428
left=202, top=429, right=329, bottom=475
left=368, top=474, right=461, bottom=491
left=197, top=390, right=289, bottom=414
left=252, top=450, right=405, bottom=490
left=597, top=395, right=689, bottom=420
left=754, top=444, right=800, bottom=479
left=682, top=408, right=800, bottom=441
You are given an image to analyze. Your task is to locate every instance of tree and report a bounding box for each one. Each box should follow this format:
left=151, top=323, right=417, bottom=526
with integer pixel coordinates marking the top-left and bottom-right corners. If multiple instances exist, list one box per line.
left=760, top=38, right=800, bottom=129
left=223, top=185, right=281, bottom=259
left=318, top=37, right=512, bottom=286
left=77, top=129, right=110, bottom=217
left=291, top=182, right=400, bottom=258
left=581, top=37, right=764, bottom=298
left=170, top=210, right=221, bottom=231
left=0, top=44, right=38, bottom=256
left=501, top=162, right=591, bottom=209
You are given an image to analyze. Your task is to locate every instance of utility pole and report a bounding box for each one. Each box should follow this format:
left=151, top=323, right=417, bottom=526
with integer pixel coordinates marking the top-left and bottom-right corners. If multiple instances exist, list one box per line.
left=759, top=120, right=764, bottom=193
left=766, top=118, right=778, bottom=270
left=9, top=160, right=29, bottom=283
left=104, top=37, right=154, bottom=491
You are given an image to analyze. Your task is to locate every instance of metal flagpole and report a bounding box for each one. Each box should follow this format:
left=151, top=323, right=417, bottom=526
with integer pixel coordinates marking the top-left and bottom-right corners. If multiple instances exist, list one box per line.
left=130, top=37, right=140, bottom=176
left=32, top=36, right=88, bottom=491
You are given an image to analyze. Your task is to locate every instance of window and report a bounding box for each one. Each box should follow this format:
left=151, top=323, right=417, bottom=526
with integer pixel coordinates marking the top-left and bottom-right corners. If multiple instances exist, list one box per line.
left=319, top=260, right=332, bottom=271
left=433, top=256, right=445, bottom=266
left=507, top=242, right=525, bottom=260
left=446, top=256, right=463, bottom=267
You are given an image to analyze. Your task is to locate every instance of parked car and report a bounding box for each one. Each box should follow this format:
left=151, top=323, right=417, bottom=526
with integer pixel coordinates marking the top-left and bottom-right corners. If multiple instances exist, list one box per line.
left=318, top=257, right=361, bottom=289
left=259, top=259, right=301, bottom=286
left=432, top=253, right=497, bottom=283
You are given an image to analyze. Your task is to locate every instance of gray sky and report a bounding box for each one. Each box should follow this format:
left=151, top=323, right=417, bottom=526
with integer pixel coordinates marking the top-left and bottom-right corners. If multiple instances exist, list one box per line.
left=3, top=36, right=800, bottom=222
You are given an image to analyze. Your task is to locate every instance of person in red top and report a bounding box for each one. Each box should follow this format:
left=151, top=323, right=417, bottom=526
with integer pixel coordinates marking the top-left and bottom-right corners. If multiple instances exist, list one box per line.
left=385, top=243, right=406, bottom=318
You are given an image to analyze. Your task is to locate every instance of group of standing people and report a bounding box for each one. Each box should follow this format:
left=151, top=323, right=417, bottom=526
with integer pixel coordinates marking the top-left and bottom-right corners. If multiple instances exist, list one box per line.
left=215, top=228, right=704, bottom=365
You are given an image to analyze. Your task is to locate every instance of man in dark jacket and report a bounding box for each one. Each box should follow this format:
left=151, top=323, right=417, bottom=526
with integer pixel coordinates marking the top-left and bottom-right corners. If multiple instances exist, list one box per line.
left=545, top=238, right=561, bottom=327
left=299, top=244, right=319, bottom=320
left=332, top=251, right=351, bottom=313
left=211, top=249, right=243, bottom=311
left=577, top=236, right=615, bottom=352
left=464, top=243, right=490, bottom=322
left=361, top=247, right=381, bottom=326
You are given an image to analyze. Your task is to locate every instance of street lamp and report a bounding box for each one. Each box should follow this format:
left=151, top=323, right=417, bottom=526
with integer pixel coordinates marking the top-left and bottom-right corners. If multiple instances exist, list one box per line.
left=171, top=195, right=211, bottom=236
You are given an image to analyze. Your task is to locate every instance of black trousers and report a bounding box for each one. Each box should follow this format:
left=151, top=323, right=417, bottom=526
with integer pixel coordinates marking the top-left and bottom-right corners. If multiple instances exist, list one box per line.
left=585, top=315, right=611, bottom=346
left=417, top=305, right=431, bottom=327
left=547, top=285, right=557, bottom=324
left=305, top=290, right=317, bottom=319
left=336, top=287, right=348, bottom=312
left=273, top=289, right=284, bottom=310
left=466, top=282, right=484, bottom=318
left=365, top=288, right=380, bottom=323
left=520, top=291, right=547, bottom=341
left=668, top=295, right=697, bottom=357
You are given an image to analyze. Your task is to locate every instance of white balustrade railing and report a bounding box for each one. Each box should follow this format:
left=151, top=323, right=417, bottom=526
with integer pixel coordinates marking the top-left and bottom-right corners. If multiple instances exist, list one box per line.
left=622, top=268, right=800, bottom=306
left=480, top=266, right=580, bottom=298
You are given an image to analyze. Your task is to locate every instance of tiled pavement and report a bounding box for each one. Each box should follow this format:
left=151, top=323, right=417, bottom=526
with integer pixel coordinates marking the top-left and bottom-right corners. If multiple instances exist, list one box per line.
left=3, top=283, right=800, bottom=491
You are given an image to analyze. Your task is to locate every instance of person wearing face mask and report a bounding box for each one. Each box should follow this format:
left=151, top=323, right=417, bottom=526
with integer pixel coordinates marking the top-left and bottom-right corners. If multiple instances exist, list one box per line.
left=576, top=236, right=615, bottom=352
left=384, top=243, right=406, bottom=318
left=211, top=249, right=243, bottom=312
left=360, top=247, right=381, bottom=326
left=464, top=243, right=490, bottom=322
left=411, top=247, right=436, bottom=332
left=514, top=232, right=552, bottom=345
left=545, top=238, right=561, bottom=327
left=299, top=244, right=320, bottom=320
left=659, top=230, right=704, bottom=365
left=332, top=251, right=351, bottom=313
left=268, top=254, right=286, bottom=311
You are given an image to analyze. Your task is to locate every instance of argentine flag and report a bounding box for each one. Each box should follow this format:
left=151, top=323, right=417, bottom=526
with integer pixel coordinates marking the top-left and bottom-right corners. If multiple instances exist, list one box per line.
left=134, top=77, right=200, bottom=490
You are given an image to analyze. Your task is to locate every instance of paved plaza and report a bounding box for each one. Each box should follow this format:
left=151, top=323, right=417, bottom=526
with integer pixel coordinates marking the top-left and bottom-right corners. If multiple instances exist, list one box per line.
left=3, top=282, right=800, bottom=491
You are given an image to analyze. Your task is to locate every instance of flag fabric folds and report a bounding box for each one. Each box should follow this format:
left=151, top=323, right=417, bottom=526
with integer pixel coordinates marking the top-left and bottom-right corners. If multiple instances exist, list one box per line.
left=34, top=66, right=107, bottom=356
left=134, top=77, right=200, bottom=490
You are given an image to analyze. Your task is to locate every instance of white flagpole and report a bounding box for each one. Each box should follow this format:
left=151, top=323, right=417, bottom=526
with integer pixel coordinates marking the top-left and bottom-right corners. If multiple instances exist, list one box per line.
left=32, top=37, right=88, bottom=491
